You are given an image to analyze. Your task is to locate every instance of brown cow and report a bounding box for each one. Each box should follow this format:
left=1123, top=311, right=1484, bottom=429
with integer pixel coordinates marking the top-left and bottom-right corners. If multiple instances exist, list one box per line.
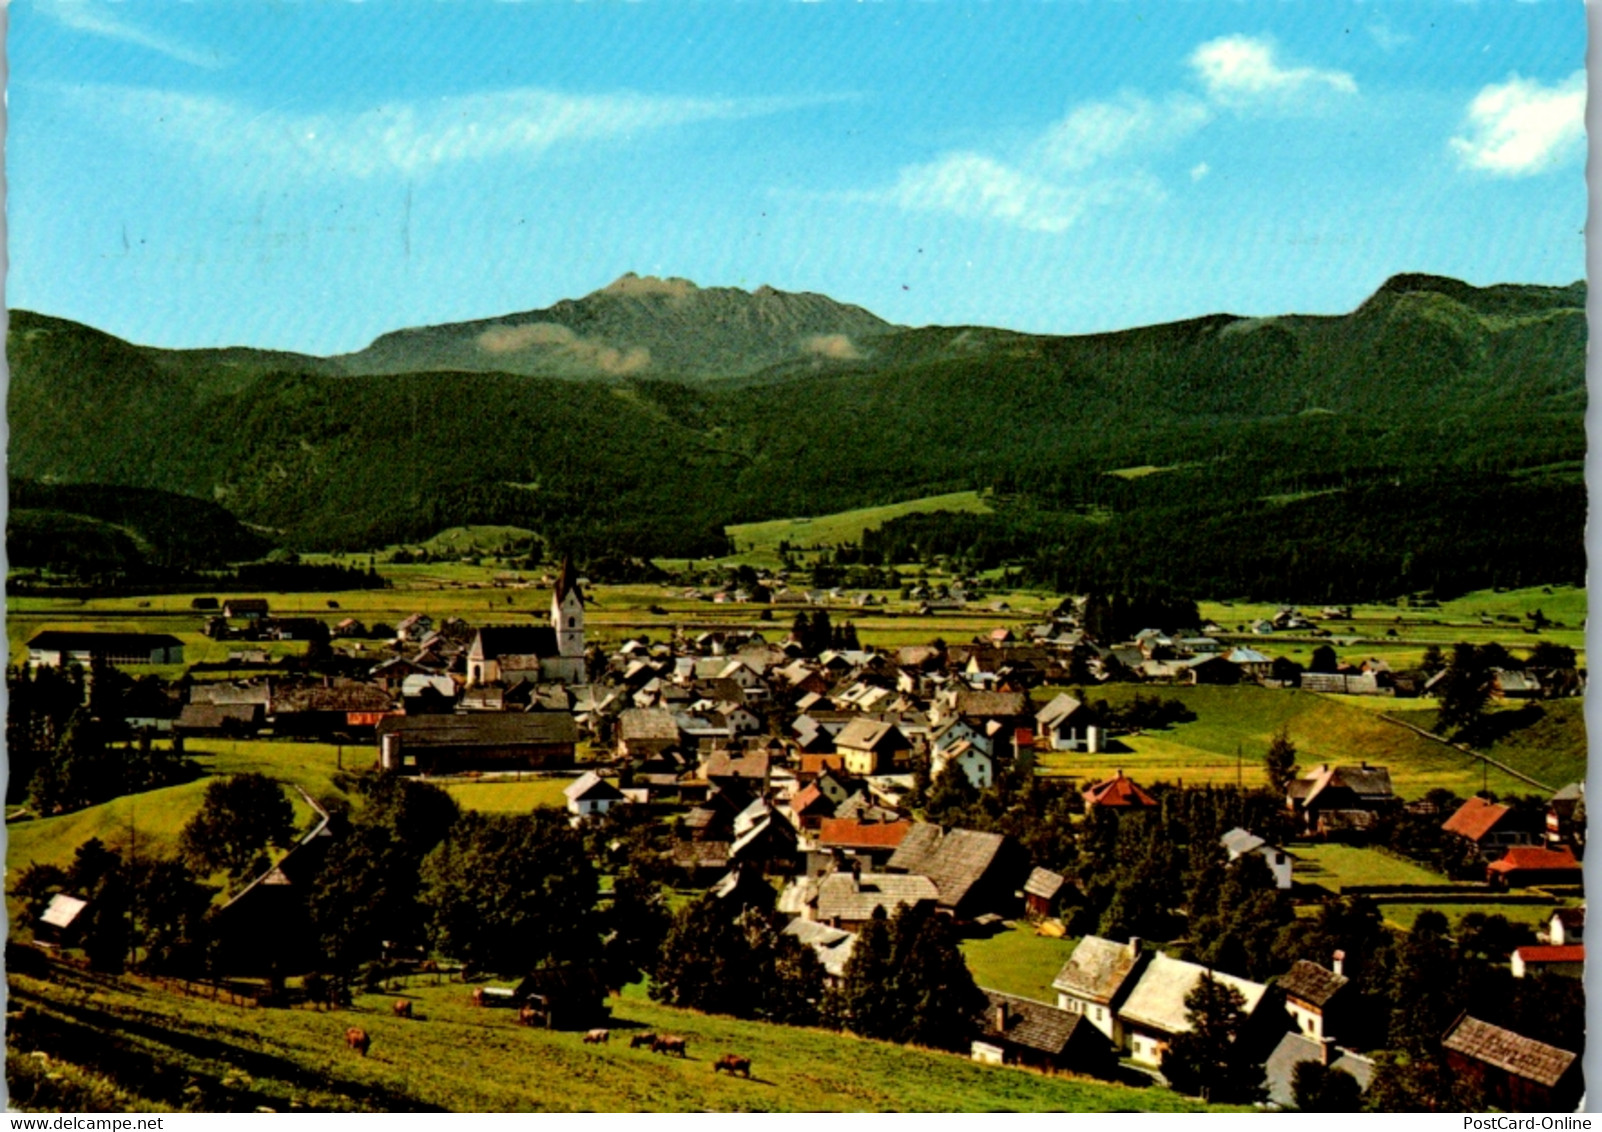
left=629, top=1032, right=657, bottom=1049
left=713, top=1054, right=751, bottom=1078
left=345, top=1028, right=371, bottom=1057
left=583, top=1028, right=610, bottom=1044
left=392, top=999, right=413, bottom=1019
left=471, top=988, right=486, bottom=1007
left=518, top=1004, right=540, bottom=1027
left=652, top=1034, right=687, bottom=1057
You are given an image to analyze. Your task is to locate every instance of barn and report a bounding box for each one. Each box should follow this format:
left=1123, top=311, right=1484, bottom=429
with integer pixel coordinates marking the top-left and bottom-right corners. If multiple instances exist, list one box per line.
left=27, top=631, right=185, bottom=668
left=376, top=712, right=578, bottom=774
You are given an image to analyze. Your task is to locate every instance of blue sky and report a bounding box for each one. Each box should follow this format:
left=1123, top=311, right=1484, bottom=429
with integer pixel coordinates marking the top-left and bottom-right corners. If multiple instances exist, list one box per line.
left=7, top=1, right=1587, bottom=354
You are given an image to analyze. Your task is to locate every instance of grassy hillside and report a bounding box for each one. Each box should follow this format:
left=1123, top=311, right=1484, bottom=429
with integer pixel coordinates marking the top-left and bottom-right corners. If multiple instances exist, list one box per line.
left=1032, top=685, right=1582, bottom=799
left=725, top=490, right=992, bottom=564
left=5, top=966, right=1233, bottom=1112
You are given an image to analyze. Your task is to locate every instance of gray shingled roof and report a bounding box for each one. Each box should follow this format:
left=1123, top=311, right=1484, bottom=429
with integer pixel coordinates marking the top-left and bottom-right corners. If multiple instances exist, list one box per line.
left=1276, top=960, right=1348, bottom=1009
left=375, top=712, right=576, bottom=747
left=619, top=708, right=680, bottom=741
left=885, top=824, right=1016, bottom=911
left=1024, top=867, right=1066, bottom=900
left=977, top=989, right=1086, bottom=1056
left=814, top=872, right=939, bottom=922
left=1442, top=1014, right=1578, bottom=1088
left=1265, top=1032, right=1375, bottom=1109
left=1052, top=935, right=1144, bottom=1003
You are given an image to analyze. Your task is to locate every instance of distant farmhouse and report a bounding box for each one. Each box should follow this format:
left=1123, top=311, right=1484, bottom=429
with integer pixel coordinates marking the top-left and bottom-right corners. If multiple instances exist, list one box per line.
left=27, top=630, right=185, bottom=668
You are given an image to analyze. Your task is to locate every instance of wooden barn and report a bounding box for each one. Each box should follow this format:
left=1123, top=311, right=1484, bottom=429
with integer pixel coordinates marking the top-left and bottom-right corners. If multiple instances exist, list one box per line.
left=1441, top=1013, right=1582, bottom=1112
left=377, top=712, right=578, bottom=774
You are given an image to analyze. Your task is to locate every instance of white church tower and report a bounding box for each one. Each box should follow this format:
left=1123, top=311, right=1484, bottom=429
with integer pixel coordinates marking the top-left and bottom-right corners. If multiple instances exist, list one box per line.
left=552, top=554, right=585, bottom=659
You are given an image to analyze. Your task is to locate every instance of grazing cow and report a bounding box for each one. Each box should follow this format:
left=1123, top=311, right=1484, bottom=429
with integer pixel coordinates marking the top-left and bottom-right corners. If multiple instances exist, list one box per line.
left=345, top=1028, right=371, bottom=1057
left=393, top=1000, right=413, bottom=1019
left=713, top=1054, right=751, bottom=1078
left=518, top=1004, right=540, bottom=1028
left=583, top=1029, right=610, bottom=1044
left=629, top=1032, right=657, bottom=1049
left=652, top=1035, right=688, bottom=1057
left=471, top=988, right=486, bottom=1008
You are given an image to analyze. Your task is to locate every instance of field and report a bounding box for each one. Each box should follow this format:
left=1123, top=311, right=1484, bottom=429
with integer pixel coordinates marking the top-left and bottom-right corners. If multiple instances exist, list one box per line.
left=958, top=922, right=1079, bottom=1003
left=722, top=490, right=993, bottom=568
left=1030, top=685, right=1580, bottom=800
left=1290, top=844, right=1448, bottom=890
left=438, top=777, right=577, bottom=813
left=4, top=963, right=1235, bottom=1113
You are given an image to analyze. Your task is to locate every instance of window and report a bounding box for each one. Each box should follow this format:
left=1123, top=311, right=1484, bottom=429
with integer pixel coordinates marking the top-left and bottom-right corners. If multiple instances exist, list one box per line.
left=568, top=617, right=575, bottom=628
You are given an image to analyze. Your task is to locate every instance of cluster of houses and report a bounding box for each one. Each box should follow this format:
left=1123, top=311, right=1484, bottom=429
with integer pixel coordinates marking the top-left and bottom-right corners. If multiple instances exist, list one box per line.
left=21, top=579, right=1588, bottom=1111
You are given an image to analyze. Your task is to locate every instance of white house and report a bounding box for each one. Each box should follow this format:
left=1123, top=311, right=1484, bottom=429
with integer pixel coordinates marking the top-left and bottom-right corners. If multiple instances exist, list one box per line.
left=1036, top=693, right=1103, bottom=754
left=1220, top=827, right=1293, bottom=890
left=564, top=771, right=624, bottom=820
left=930, top=738, right=994, bottom=791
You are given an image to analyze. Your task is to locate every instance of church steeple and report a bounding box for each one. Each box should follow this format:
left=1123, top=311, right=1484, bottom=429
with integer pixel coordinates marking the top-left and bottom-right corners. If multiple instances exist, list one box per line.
left=552, top=554, right=585, bottom=659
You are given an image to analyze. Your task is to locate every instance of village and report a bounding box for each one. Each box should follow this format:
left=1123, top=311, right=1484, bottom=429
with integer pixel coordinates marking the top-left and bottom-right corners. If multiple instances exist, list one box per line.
left=5, top=555, right=1587, bottom=1113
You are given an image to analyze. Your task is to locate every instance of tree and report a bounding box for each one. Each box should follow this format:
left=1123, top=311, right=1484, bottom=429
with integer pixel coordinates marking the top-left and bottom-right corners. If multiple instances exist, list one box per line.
left=828, top=903, right=984, bottom=1051
left=1526, top=640, right=1577, bottom=670
left=1264, top=727, right=1299, bottom=796
left=1419, top=644, right=1446, bottom=678
left=1293, top=1061, right=1363, bottom=1111
left=1161, top=973, right=1265, bottom=1104
left=1308, top=645, right=1339, bottom=673
left=419, top=810, right=599, bottom=975
left=1433, top=643, right=1495, bottom=737
left=179, top=773, right=298, bottom=890
left=129, top=855, right=217, bottom=975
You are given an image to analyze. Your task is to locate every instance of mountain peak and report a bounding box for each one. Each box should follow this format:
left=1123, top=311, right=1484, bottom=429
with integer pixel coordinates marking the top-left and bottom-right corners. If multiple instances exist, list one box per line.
left=598, top=273, right=701, bottom=299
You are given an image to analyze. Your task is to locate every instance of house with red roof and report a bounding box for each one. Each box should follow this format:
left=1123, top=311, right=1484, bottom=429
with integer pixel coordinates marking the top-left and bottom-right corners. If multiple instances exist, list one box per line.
left=1083, top=771, right=1157, bottom=810
left=1441, top=796, right=1542, bottom=860
left=1487, top=845, right=1583, bottom=889
left=813, top=817, right=913, bottom=870
left=1510, top=945, right=1584, bottom=980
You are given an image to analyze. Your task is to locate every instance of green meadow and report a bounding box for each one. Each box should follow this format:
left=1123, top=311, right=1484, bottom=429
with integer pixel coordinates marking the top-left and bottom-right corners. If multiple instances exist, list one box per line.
left=6, top=964, right=1235, bottom=1113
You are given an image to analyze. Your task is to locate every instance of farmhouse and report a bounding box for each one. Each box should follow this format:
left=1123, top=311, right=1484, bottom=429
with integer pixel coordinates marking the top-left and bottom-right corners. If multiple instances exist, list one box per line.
left=1510, top=945, right=1583, bottom=980
left=27, top=631, right=185, bottom=668
left=1275, top=956, right=1348, bottom=1042
left=886, top=824, right=1031, bottom=920
left=1117, top=954, right=1268, bottom=1069
left=1441, top=796, right=1543, bottom=860
left=971, top=990, right=1114, bottom=1076
left=376, top=712, right=578, bottom=774
left=565, top=771, right=625, bottom=819
left=1441, top=1013, right=1583, bottom=1112
left=1035, top=693, right=1103, bottom=753
left=1220, top=827, right=1293, bottom=890
left=834, top=718, right=911, bottom=776
left=1486, top=845, right=1582, bottom=889
left=1052, top=935, right=1149, bottom=1046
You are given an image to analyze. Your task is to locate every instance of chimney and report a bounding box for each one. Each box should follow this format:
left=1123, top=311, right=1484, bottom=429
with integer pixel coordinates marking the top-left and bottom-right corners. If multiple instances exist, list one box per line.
left=1127, top=936, right=1142, bottom=958
left=1321, top=1037, right=1337, bottom=1067
left=1332, top=950, right=1346, bottom=978
left=993, top=1003, right=1008, bottom=1032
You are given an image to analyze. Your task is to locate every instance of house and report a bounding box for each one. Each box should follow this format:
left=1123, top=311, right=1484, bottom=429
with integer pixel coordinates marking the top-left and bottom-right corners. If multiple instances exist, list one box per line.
left=1263, top=1032, right=1376, bottom=1110
left=785, top=871, right=940, bottom=931
left=930, top=738, right=994, bottom=791
left=271, top=680, right=396, bottom=740
left=782, top=919, right=857, bottom=985
left=35, top=893, right=90, bottom=949
left=1441, top=1013, right=1583, bottom=1112
left=729, top=803, right=802, bottom=876
left=564, top=771, right=625, bottom=820
left=27, top=631, right=185, bottom=668
left=1287, top=763, right=1396, bottom=833
left=1544, top=907, right=1584, bottom=946
left=174, top=702, right=265, bottom=738
left=1022, top=867, right=1067, bottom=920
left=1035, top=693, right=1103, bottom=753
left=1546, top=782, right=1585, bottom=851
left=1082, top=771, right=1157, bottom=811
left=1486, top=845, right=1582, bottom=889
left=1220, top=828, right=1293, bottom=890
left=1276, top=957, right=1348, bottom=1042
left=834, top=719, right=911, bottom=777
left=223, top=598, right=270, bottom=621
left=788, top=783, right=838, bottom=831
left=396, top=613, right=435, bottom=642
left=1441, top=796, right=1543, bottom=860
left=701, top=750, right=771, bottom=792
left=376, top=712, right=578, bottom=774
left=886, top=824, right=1031, bottom=920
left=813, top=817, right=913, bottom=870
left=1052, top=935, right=1149, bottom=1046
left=616, top=708, right=681, bottom=760
left=1510, top=945, right=1583, bottom=980
left=1115, top=953, right=1268, bottom=1069
left=1225, top=647, right=1273, bottom=681
left=971, top=989, right=1115, bottom=1077
left=1186, top=655, right=1243, bottom=686
left=1491, top=669, right=1542, bottom=699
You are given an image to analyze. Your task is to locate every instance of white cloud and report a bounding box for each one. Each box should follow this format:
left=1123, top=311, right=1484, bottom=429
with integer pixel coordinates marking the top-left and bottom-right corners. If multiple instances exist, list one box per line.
left=1035, top=93, right=1212, bottom=171
left=1450, top=71, right=1585, bottom=176
left=867, top=152, right=1160, bottom=234
left=1190, top=162, right=1211, bottom=182
left=41, top=0, right=227, bottom=69
left=1190, top=35, right=1357, bottom=103
left=67, top=85, right=822, bottom=180
left=1367, top=22, right=1413, bottom=53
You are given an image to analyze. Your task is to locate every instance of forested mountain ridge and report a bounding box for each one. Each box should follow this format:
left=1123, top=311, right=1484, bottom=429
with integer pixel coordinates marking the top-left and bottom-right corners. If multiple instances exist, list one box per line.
left=6, top=273, right=1586, bottom=598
